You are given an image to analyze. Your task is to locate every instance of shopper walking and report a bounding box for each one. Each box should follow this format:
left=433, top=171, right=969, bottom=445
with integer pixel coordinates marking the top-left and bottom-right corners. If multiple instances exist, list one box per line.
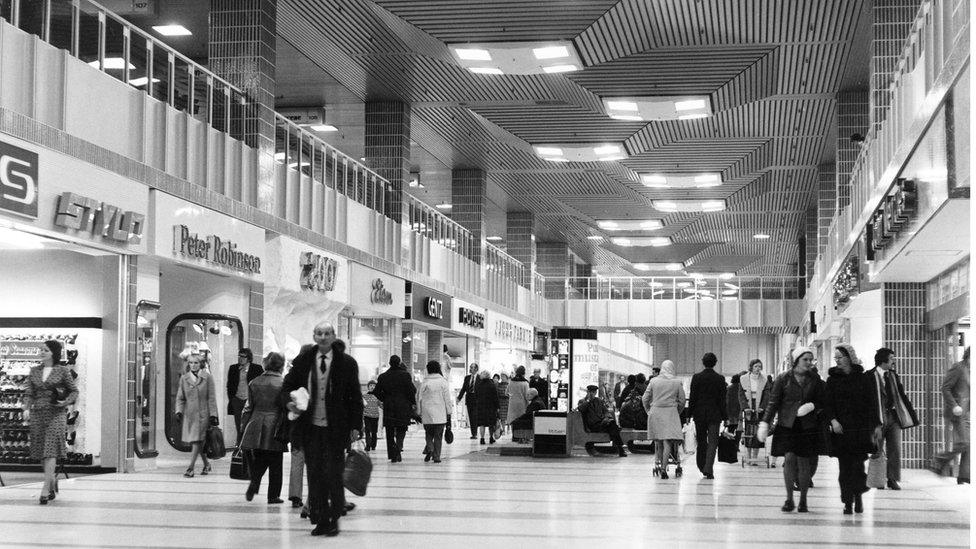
left=740, top=359, right=772, bottom=464
left=474, top=370, right=499, bottom=444
left=642, top=359, right=685, bottom=479
left=226, top=348, right=262, bottom=441
left=362, top=380, right=381, bottom=452
left=496, top=373, right=510, bottom=433
left=688, top=352, right=727, bottom=479
left=865, top=347, right=918, bottom=490
left=456, top=363, right=480, bottom=439
left=929, top=347, right=970, bottom=484
left=176, top=352, right=218, bottom=478
left=823, top=343, right=881, bottom=515
left=373, top=354, right=416, bottom=463
left=240, top=352, right=287, bottom=504
left=417, top=361, right=453, bottom=463
left=281, top=322, right=363, bottom=537
left=506, top=366, right=530, bottom=429
left=23, top=340, right=77, bottom=505
left=758, top=347, right=824, bottom=513
left=726, top=373, right=744, bottom=437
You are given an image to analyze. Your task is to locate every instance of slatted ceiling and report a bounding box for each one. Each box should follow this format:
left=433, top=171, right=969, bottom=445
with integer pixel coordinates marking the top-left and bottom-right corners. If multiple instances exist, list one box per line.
left=278, top=5, right=371, bottom=98
left=776, top=43, right=851, bottom=94
left=468, top=105, right=641, bottom=143
left=633, top=327, right=798, bottom=335
left=621, top=139, right=768, bottom=173
left=712, top=48, right=781, bottom=110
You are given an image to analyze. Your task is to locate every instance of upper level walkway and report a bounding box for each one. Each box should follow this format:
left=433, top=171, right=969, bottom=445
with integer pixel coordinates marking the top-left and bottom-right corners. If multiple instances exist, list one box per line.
left=0, top=428, right=969, bottom=548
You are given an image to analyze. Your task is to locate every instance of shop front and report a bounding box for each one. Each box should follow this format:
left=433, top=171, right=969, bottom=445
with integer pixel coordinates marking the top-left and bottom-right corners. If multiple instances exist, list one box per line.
left=341, top=263, right=405, bottom=385
left=143, top=191, right=264, bottom=460
left=481, top=311, right=535, bottom=378
left=445, top=297, right=486, bottom=391
left=0, top=136, right=146, bottom=475
left=263, top=235, right=349, bottom=359
left=402, top=283, right=454, bottom=385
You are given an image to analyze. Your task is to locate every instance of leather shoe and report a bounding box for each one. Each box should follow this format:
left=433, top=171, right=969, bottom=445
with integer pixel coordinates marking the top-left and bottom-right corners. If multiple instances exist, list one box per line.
left=887, top=479, right=901, bottom=490
left=341, top=502, right=355, bottom=516
left=958, top=477, right=970, bottom=485
left=268, top=498, right=284, bottom=504
left=289, top=497, right=303, bottom=508
left=311, top=521, right=339, bottom=537
left=704, top=473, right=714, bottom=480
left=245, top=486, right=256, bottom=502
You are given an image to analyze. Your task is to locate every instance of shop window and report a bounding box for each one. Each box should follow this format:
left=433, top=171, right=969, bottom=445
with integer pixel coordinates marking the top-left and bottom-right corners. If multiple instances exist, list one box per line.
left=164, top=314, right=243, bottom=452
left=134, top=301, right=159, bottom=458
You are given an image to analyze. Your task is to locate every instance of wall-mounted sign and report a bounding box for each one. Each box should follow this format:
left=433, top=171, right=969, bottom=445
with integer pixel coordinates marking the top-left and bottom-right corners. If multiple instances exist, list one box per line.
left=865, top=178, right=917, bottom=259
left=409, top=283, right=452, bottom=329
left=485, top=311, right=535, bottom=351
left=300, top=252, right=339, bottom=292
left=348, top=263, right=404, bottom=317
left=450, top=298, right=486, bottom=337
left=173, top=224, right=262, bottom=274
left=54, top=191, right=144, bottom=244
left=0, top=141, right=38, bottom=219
left=371, top=279, right=394, bottom=305
left=425, top=296, right=444, bottom=319
left=458, top=307, right=485, bottom=329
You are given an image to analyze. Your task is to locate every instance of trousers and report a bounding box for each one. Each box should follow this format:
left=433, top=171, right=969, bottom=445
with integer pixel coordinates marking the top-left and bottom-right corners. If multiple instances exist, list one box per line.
left=695, top=421, right=720, bottom=475
left=363, top=417, right=379, bottom=451
left=304, top=426, right=347, bottom=525
left=932, top=415, right=971, bottom=480
left=288, top=447, right=305, bottom=500
left=881, top=410, right=902, bottom=481
left=249, top=449, right=283, bottom=501
left=424, top=424, right=445, bottom=461
left=837, top=452, right=868, bottom=503
left=466, top=402, right=478, bottom=437
left=229, top=397, right=246, bottom=441
left=385, top=425, right=407, bottom=461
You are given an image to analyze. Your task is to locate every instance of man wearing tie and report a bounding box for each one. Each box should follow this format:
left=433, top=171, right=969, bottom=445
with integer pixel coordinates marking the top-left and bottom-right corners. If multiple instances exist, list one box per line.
left=868, top=347, right=918, bottom=490
left=457, top=363, right=480, bottom=439
left=281, top=322, right=363, bottom=537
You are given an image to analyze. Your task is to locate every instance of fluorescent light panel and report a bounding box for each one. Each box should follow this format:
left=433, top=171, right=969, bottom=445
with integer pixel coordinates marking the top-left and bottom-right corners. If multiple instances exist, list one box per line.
left=632, top=263, right=682, bottom=272
left=602, top=95, right=712, bottom=122
left=308, top=124, right=338, bottom=132
left=455, top=48, right=491, bottom=61
left=610, top=236, right=670, bottom=247
left=435, top=203, right=452, bottom=210
left=450, top=40, right=582, bottom=75
left=533, top=143, right=627, bottom=163
left=486, top=236, right=504, bottom=241
left=152, top=24, right=192, bottom=36
left=88, top=57, right=135, bottom=70
left=596, top=219, right=662, bottom=231
left=469, top=67, right=503, bottom=75
left=652, top=200, right=726, bottom=213
left=640, top=172, right=723, bottom=188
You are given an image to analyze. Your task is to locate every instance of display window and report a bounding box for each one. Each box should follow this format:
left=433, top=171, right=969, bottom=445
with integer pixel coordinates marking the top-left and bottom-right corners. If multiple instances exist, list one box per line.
left=338, top=314, right=397, bottom=385
left=135, top=301, right=160, bottom=458
left=164, top=314, right=243, bottom=451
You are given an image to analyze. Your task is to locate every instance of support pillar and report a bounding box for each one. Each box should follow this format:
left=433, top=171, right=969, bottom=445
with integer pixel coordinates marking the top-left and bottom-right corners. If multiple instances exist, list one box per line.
left=871, top=0, right=924, bottom=132
left=882, top=283, right=927, bottom=469
left=835, top=91, right=869, bottom=210
left=537, top=242, right=571, bottom=298
left=365, top=101, right=409, bottom=221
left=451, top=169, right=487, bottom=264
left=817, top=163, right=836, bottom=257
left=506, top=211, right=536, bottom=288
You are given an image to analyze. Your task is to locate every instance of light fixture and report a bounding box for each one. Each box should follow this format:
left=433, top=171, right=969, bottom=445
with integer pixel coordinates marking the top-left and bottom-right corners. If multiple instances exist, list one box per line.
left=288, top=161, right=311, bottom=168
left=455, top=48, right=492, bottom=61
left=677, top=282, right=692, bottom=288
left=533, top=46, right=570, bottom=59
left=728, top=328, right=745, bottom=334
left=534, top=143, right=627, bottom=163
left=753, top=233, right=771, bottom=239
left=651, top=290, right=665, bottom=297
left=586, top=235, right=604, bottom=240
left=486, top=236, right=504, bottom=242
left=88, top=58, right=135, bottom=70
left=450, top=41, right=582, bottom=75
left=435, top=203, right=452, bottom=210
left=615, top=329, right=633, bottom=334
left=640, top=173, right=723, bottom=188
left=128, top=77, right=160, bottom=87
left=719, top=273, right=734, bottom=280
left=274, top=152, right=287, bottom=161
left=611, top=236, right=670, bottom=247
left=152, top=24, right=192, bottom=36
left=665, top=263, right=683, bottom=271
left=308, top=124, right=339, bottom=132
left=0, top=226, right=46, bottom=249
left=723, top=282, right=740, bottom=290
left=633, top=263, right=651, bottom=271
left=593, top=145, right=621, bottom=155
left=652, top=200, right=726, bottom=213
left=596, top=220, right=662, bottom=232
left=602, top=95, right=712, bottom=122
left=408, top=173, right=423, bottom=188
left=678, top=113, right=709, bottom=120
left=469, top=67, right=504, bottom=75
left=542, top=64, right=578, bottom=74
left=535, top=146, right=563, bottom=156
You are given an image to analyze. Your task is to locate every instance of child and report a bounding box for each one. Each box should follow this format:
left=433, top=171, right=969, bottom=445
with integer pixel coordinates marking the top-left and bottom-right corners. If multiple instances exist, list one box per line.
left=363, top=380, right=381, bottom=451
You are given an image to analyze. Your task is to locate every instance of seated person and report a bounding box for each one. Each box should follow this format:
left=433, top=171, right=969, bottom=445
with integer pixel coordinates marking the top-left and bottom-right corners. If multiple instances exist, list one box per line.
left=577, top=384, right=627, bottom=457
left=511, top=388, right=546, bottom=438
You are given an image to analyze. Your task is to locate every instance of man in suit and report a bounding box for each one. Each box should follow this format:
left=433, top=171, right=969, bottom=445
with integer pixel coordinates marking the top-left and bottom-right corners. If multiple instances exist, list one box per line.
left=456, top=363, right=480, bottom=439
left=930, top=347, right=970, bottom=485
left=281, top=322, right=363, bottom=537
left=227, top=348, right=263, bottom=440
left=867, top=347, right=918, bottom=490
left=688, top=352, right=727, bottom=479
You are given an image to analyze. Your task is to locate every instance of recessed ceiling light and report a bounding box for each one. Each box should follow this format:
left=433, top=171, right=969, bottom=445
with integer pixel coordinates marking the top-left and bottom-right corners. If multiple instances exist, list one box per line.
left=652, top=200, right=726, bottom=212
left=640, top=173, right=723, bottom=188
left=597, top=221, right=618, bottom=230
left=723, top=283, right=740, bottom=290
left=542, top=157, right=570, bottom=162
left=615, top=328, right=633, bottom=333
left=533, top=143, right=626, bottom=162
left=702, top=201, right=725, bottom=211
left=719, top=272, right=735, bottom=279
left=695, top=174, right=721, bottom=184
left=469, top=67, right=503, bottom=75
left=128, top=77, right=160, bottom=87
left=274, top=152, right=287, bottom=161
left=542, top=64, right=578, bottom=74
left=486, top=236, right=504, bottom=241
left=678, top=113, right=709, bottom=120
left=533, top=45, right=569, bottom=60
left=642, top=174, right=668, bottom=186
left=455, top=48, right=492, bottom=61
left=633, top=263, right=651, bottom=271
left=610, top=236, right=670, bottom=247
left=722, top=289, right=738, bottom=296
left=728, top=328, right=745, bottom=334
left=88, top=58, right=135, bottom=70
left=598, top=155, right=626, bottom=161
left=593, top=145, right=621, bottom=155
left=587, top=235, right=604, bottom=240
left=675, top=99, right=708, bottom=111
left=609, top=114, right=644, bottom=121
left=753, top=233, right=771, bottom=239
left=152, top=24, right=192, bottom=36
left=308, top=124, right=338, bottom=132
left=606, top=100, right=639, bottom=111
left=535, top=146, right=563, bottom=156
left=435, top=203, right=453, bottom=210
left=665, top=263, right=683, bottom=271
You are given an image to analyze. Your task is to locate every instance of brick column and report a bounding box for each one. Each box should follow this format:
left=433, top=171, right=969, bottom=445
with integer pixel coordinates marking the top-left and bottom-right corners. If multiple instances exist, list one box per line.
left=365, top=101, right=409, bottom=221
left=803, top=203, right=817, bottom=285
left=882, top=283, right=927, bottom=469
left=537, top=242, right=570, bottom=298
left=123, top=256, right=138, bottom=472
left=248, top=284, right=263, bottom=353
left=871, top=0, right=924, bottom=132
left=835, top=91, right=869, bottom=210
left=506, top=211, right=536, bottom=288
left=817, top=163, right=836, bottom=256
left=451, top=169, right=487, bottom=264
left=209, top=0, right=278, bottom=210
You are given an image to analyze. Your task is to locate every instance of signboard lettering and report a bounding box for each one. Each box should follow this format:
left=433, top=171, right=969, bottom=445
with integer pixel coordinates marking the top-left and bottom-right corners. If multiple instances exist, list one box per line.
left=299, top=252, right=338, bottom=292
left=0, top=141, right=38, bottom=218
left=866, top=178, right=917, bottom=256
left=425, top=296, right=444, bottom=319
left=173, top=224, right=261, bottom=274
left=370, top=279, right=393, bottom=305
left=55, top=192, right=144, bottom=244
left=458, top=307, right=485, bottom=329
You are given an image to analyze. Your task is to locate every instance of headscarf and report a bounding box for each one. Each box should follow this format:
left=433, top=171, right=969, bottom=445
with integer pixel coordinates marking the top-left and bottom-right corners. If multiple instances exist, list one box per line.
left=835, top=343, right=862, bottom=366
left=659, top=360, right=676, bottom=379
left=791, top=346, right=814, bottom=368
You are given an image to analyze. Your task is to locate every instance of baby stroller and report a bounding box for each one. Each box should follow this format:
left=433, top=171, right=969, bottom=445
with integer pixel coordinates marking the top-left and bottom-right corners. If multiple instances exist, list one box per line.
left=651, top=443, right=684, bottom=478
left=740, top=409, right=770, bottom=468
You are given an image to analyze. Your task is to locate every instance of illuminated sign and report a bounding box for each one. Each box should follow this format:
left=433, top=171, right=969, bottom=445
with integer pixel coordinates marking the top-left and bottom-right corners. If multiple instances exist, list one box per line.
left=0, top=141, right=38, bottom=219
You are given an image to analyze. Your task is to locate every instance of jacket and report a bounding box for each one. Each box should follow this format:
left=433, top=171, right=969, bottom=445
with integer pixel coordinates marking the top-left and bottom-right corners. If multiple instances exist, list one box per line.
left=512, top=396, right=546, bottom=431
left=866, top=366, right=918, bottom=428
left=176, top=369, right=219, bottom=443
left=577, top=395, right=613, bottom=431
left=280, top=341, right=364, bottom=436
left=762, top=370, right=825, bottom=430
left=726, top=383, right=742, bottom=424
left=417, top=373, right=453, bottom=425
left=457, top=373, right=478, bottom=406
left=505, top=377, right=530, bottom=424
left=226, top=361, right=263, bottom=412
left=24, top=365, right=78, bottom=411
left=738, top=374, right=772, bottom=413
left=688, top=368, right=727, bottom=424
left=239, top=371, right=286, bottom=452
left=530, top=375, right=549, bottom=404
left=474, top=377, right=500, bottom=426
left=823, top=364, right=881, bottom=456
left=373, top=364, right=416, bottom=427
left=942, top=360, right=970, bottom=419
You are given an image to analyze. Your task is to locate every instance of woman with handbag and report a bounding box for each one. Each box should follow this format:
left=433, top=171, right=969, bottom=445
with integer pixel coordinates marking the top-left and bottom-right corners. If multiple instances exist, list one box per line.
left=823, top=343, right=882, bottom=515
left=23, top=340, right=78, bottom=505
left=240, top=352, right=287, bottom=503
left=175, top=352, right=219, bottom=478
left=417, top=361, right=453, bottom=463
left=474, top=370, right=499, bottom=444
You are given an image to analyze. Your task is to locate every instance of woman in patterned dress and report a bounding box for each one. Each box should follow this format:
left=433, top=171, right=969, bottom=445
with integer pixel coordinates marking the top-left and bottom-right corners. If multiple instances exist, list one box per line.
left=23, top=340, right=78, bottom=505
left=175, top=352, right=219, bottom=477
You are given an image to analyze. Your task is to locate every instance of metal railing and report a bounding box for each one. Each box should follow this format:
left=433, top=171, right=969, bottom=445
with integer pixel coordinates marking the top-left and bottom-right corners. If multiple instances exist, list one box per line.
left=543, top=276, right=806, bottom=301
left=402, top=193, right=476, bottom=261
left=4, top=0, right=251, bottom=139
left=811, top=0, right=967, bottom=295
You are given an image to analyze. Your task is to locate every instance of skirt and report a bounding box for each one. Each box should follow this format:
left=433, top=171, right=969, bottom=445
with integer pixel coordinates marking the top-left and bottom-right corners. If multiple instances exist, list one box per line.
left=647, top=406, right=683, bottom=440
left=29, top=406, right=67, bottom=460
left=770, top=422, right=820, bottom=458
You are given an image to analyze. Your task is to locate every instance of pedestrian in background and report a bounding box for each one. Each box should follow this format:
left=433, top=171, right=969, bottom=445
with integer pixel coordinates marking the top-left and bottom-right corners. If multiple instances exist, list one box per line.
left=506, top=366, right=530, bottom=432
left=24, top=340, right=77, bottom=504
left=456, top=364, right=480, bottom=439
left=930, top=347, right=970, bottom=484
left=642, top=359, right=685, bottom=479
left=240, top=352, right=287, bottom=504
left=867, top=347, right=917, bottom=490
left=496, top=373, right=510, bottom=435
left=475, top=370, right=499, bottom=444
left=373, top=355, right=416, bottom=463
left=176, top=352, right=218, bottom=478
left=740, top=359, right=772, bottom=464
left=362, top=380, right=381, bottom=451
left=226, top=348, right=261, bottom=441
left=688, top=352, right=727, bottom=479
left=417, top=360, right=452, bottom=463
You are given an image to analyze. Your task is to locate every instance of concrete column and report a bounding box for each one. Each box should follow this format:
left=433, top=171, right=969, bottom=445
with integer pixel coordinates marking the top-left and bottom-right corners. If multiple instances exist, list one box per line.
left=871, top=0, right=924, bottom=132
left=835, top=91, right=869, bottom=210
left=506, top=211, right=536, bottom=288
left=365, top=101, right=409, bottom=221
left=209, top=0, right=277, bottom=210
left=451, top=169, right=487, bottom=264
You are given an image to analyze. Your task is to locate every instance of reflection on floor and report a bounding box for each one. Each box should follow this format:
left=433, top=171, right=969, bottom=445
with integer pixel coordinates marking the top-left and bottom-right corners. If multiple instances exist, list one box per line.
left=0, top=428, right=970, bottom=548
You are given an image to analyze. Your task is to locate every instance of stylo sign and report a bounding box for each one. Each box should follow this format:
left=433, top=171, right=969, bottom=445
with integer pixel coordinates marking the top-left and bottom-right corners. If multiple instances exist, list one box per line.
left=0, top=141, right=39, bottom=219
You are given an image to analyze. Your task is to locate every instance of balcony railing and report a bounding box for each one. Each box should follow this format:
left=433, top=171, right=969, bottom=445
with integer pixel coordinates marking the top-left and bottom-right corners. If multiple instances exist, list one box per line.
left=544, top=276, right=806, bottom=301
left=402, top=193, right=476, bottom=262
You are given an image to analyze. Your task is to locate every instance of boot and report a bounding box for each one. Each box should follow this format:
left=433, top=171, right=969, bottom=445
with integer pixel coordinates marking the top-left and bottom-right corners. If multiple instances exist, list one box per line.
left=854, top=493, right=863, bottom=514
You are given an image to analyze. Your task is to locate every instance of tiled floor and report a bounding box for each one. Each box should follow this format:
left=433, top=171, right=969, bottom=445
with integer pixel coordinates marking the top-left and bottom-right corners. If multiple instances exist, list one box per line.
left=0, top=430, right=970, bottom=548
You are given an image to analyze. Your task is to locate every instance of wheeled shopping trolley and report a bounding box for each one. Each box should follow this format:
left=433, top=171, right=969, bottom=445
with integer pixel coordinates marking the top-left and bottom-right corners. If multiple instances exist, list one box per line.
left=740, top=409, right=770, bottom=468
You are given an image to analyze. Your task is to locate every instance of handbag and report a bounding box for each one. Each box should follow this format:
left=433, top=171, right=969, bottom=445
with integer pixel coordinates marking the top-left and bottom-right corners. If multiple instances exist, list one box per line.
left=229, top=447, right=250, bottom=480
left=343, top=440, right=372, bottom=497
left=717, top=431, right=738, bottom=463
left=272, top=415, right=290, bottom=446
left=867, top=453, right=887, bottom=489
left=444, top=426, right=454, bottom=444
left=204, top=426, right=226, bottom=459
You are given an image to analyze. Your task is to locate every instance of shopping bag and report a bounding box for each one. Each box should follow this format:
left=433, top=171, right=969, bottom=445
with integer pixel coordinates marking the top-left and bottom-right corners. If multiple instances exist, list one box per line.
left=204, top=426, right=226, bottom=460
left=718, top=432, right=738, bottom=463
left=682, top=421, right=696, bottom=455
left=444, top=426, right=454, bottom=444
left=867, top=453, right=887, bottom=489
left=229, top=447, right=250, bottom=480
left=343, top=441, right=373, bottom=497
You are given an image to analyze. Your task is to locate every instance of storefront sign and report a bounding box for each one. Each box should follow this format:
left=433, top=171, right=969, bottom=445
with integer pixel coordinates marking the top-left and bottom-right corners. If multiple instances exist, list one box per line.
left=451, top=298, right=486, bottom=338
left=409, top=284, right=452, bottom=329
left=300, top=252, right=339, bottom=292
left=0, top=141, right=38, bottom=219
left=371, top=279, right=394, bottom=305
left=425, top=296, right=444, bottom=319
left=173, top=224, right=262, bottom=275
left=54, top=192, right=145, bottom=245
left=458, top=307, right=485, bottom=329
left=348, top=263, right=405, bottom=317
left=865, top=178, right=917, bottom=258
left=484, top=311, right=535, bottom=351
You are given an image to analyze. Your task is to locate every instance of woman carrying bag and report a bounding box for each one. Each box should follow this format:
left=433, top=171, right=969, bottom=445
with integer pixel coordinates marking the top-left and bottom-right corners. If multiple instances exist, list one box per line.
left=417, top=361, right=453, bottom=463
left=176, top=352, right=219, bottom=478
left=240, top=352, right=287, bottom=504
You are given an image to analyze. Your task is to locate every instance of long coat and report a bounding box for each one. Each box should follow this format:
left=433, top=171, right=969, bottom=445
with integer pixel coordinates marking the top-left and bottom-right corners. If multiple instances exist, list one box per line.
left=280, top=342, right=363, bottom=444
left=641, top=376, right=685, bottom=440
left=25, top=365, right=78, bottom=460
left=374, top=365, right=416, bottom=427
left=474, top=378, right=499, bottom=426
left=417, top=374, right=453, bottom=425
left=739, top=374, right=772, bottom=413
left=176, top=369, right=219, bottom=443
left=505, top=377, right=530, bottom=425
left=239, top=371, right=286, bottom=452
left=823, top=365, right=880, bottom=457
left=688, top=368, right=727, bottom=424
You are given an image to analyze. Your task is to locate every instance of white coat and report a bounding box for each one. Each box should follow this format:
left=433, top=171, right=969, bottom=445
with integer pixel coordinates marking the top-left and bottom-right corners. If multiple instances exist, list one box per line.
left=418, top=373, right=453, bottom=425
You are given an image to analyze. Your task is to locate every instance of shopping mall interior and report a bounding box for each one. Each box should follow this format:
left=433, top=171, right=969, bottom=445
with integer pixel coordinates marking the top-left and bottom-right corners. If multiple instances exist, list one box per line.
left=0, top=0, right=970, bottom=547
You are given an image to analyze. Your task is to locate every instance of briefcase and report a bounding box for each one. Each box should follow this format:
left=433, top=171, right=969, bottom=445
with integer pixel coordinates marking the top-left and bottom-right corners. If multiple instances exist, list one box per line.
left=718, top=432, right=738, bottom=464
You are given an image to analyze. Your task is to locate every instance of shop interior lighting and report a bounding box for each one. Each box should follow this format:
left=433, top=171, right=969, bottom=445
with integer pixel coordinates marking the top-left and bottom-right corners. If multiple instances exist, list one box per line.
left=486, top=236, right=504, bottom=242
left=602, top=95, right=712, bottom=122
left=652, top=200, right=726, bottom=213
left=88, top=58, right=135, bottom=70
left=435, top=203, right=453, bottom=210
left=728, top=328, right=745, bottom=334
left=308, top=124, right=339, bottom=132
left=152, top=24, right=192, bottom=36
left=753, top=233, right=771, bottom=239
left=596, top=219, right=662, bottom=231
left=533, top=143, right=627, bottom=163
left=610, top=236, right=670, bottom=247
left=0, top=226, right=46, bottom=249
left=640, top=172, right=723, bottom=188
left=450, top=40, right=582, bottom=75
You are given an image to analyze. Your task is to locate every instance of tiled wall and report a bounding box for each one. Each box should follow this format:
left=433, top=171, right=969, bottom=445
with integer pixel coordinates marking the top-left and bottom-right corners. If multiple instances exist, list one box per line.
left=365, top=101, right=410, bottom=220
left=816, top=163, right=836, bottom=256
left=249, top=284, right=264, bottom=353
left=506, top=211, right=536, bottom=288
left=871, top=0, right=924, bottom=132
left=882, top=282, right=928, bottom=468
left=926, top=325, right=953, bottom=454
left=451, top=169, right=487, bottom=264
left=804, top=203, right=817, bottom=285
left=123, top=256, right=138, bottom=471
left=536, top=242, right=570, bottom=297
left=835, top=91, right=869, bottom=209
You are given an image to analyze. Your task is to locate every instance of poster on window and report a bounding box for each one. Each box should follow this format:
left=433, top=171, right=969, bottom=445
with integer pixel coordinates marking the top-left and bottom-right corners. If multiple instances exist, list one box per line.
left=571, top=339, right=600, bottom=406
